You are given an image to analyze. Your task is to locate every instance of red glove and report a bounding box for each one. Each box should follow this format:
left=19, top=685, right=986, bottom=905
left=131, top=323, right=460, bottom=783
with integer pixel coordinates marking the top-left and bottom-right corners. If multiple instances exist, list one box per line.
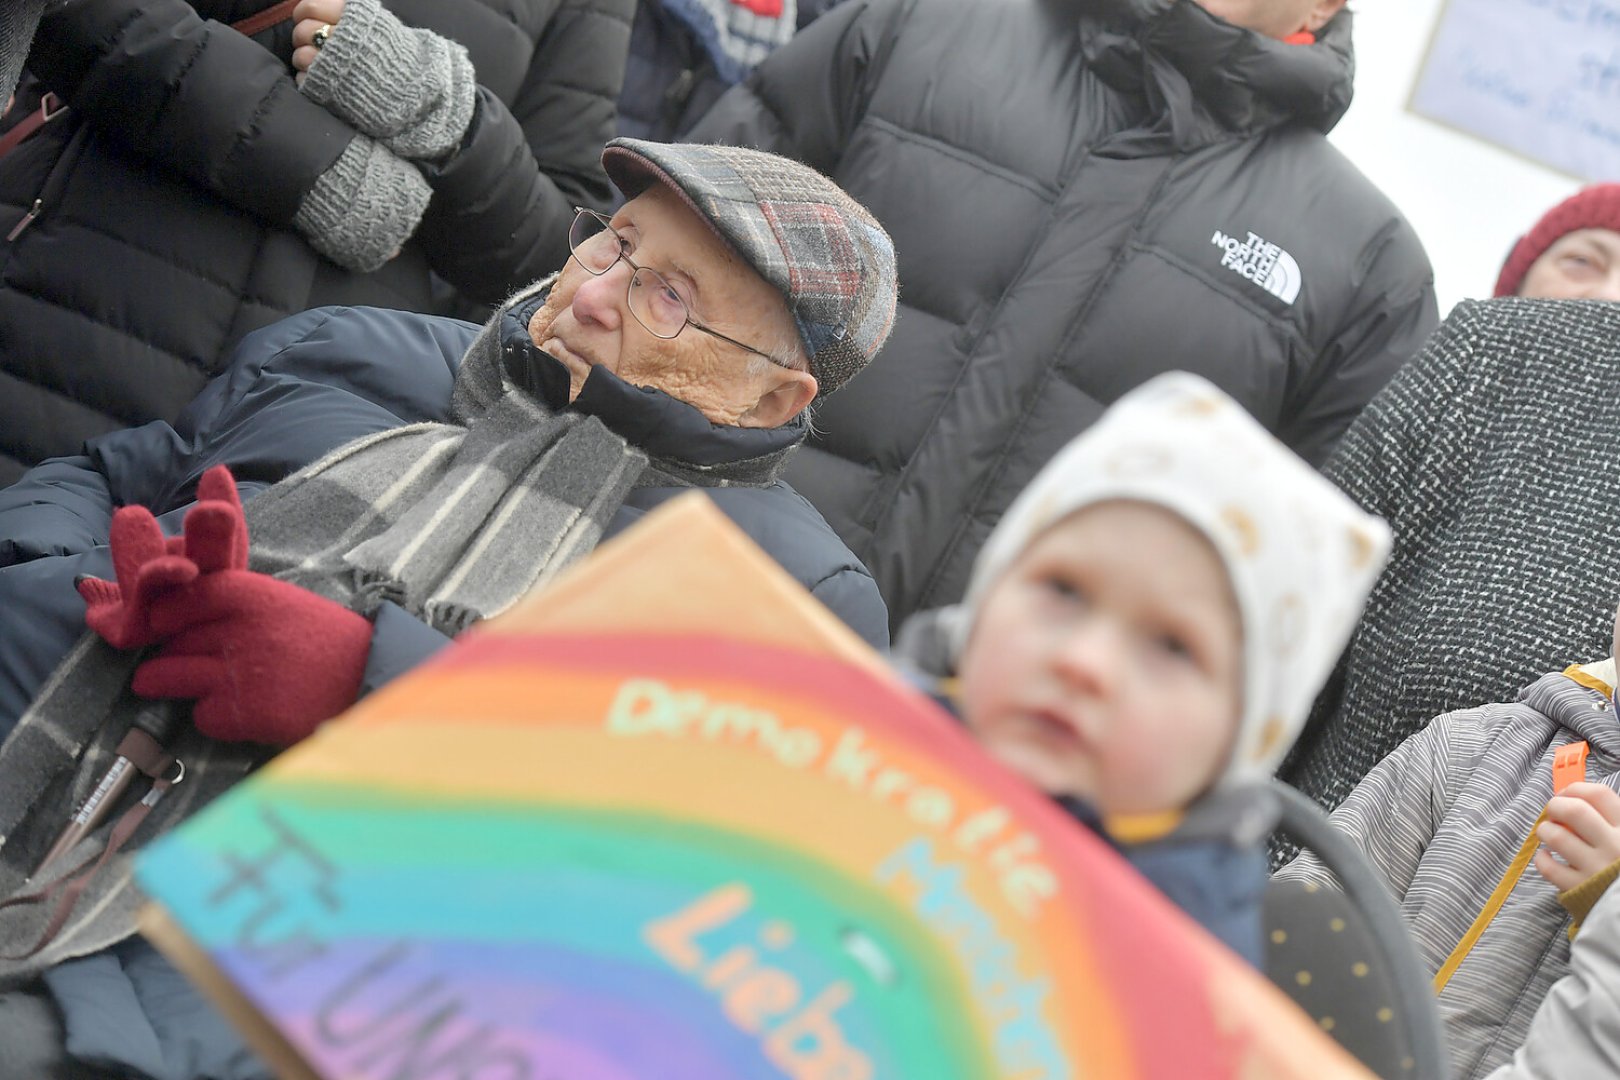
left=135, top=570, right=372, bottom=746
left=78, top=466, right=253, bottom=648
left=119, top=465, right=371, bottom=746
left=77, top=517, right=192, bottom=649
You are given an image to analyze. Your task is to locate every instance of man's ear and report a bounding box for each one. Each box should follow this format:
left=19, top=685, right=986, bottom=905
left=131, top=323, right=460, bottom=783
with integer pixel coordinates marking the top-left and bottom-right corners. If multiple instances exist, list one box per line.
left=739, top=368, right=818, bottom=430
left=1306, top=0, right=1349, bottom=32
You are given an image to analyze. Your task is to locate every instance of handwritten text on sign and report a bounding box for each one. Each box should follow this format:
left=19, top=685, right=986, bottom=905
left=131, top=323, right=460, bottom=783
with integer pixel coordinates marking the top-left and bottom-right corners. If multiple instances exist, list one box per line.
left=1412, top=0, right=1620, bottom=179
left=605, top=678, right=1059, bottom=919
left=200, top=807, right=538, bottom=1079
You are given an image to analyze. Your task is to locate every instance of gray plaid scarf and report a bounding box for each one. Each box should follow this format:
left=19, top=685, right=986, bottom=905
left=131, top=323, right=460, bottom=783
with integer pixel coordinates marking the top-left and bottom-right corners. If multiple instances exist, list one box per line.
left=247, top=276, right=650, bottom=633
left=0, top=280, right=802, bottom=982
left=249, top=386, right=645, bottom=636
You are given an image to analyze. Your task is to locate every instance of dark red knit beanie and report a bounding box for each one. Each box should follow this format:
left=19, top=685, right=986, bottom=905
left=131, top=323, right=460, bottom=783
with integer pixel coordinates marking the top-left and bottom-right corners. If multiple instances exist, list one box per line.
left=1494, top=184, right=1620, bottom=297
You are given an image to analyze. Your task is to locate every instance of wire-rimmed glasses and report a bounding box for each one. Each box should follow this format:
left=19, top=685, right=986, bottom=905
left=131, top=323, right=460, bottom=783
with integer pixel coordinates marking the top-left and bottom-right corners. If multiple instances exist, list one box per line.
left=567, top=207, right=776, bottom=363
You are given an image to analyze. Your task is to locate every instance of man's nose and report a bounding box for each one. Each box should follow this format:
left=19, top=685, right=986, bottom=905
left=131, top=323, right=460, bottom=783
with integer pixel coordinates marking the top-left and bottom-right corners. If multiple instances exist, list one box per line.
left=570, top=262, right=629, bottom=330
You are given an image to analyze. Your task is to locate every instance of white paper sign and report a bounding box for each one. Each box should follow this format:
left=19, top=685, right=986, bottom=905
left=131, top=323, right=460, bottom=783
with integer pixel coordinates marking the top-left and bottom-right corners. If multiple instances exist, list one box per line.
left=1411, top=0, right=1620, bottom=180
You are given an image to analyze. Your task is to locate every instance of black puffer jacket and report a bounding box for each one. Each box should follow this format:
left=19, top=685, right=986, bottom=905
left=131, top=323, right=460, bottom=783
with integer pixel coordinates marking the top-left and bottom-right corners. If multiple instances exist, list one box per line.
left=690, top=0, right=1438, bottom=628
left=0, top=0, right=633, bottom=486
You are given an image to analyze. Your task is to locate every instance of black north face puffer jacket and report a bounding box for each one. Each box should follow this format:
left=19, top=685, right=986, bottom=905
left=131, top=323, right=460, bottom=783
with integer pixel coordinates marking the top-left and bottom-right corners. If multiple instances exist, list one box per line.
left=690, top=0, right=1438, bottom=629
left=0, top=0, right=632, bottom=487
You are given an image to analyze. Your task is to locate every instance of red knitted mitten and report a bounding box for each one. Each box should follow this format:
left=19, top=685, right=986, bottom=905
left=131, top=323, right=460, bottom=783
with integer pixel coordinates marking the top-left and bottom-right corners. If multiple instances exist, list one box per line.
left=109, top=464, right=371, bottom=746
left=136, top=570, right=372, bottom=746
left=78, top=511, right=195, bottom=650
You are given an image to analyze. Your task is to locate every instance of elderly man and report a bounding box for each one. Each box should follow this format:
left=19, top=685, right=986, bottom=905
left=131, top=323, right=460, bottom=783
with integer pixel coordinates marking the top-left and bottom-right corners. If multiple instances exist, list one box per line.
left=0, top=137, right=895, bottom=735
left=0, top=137, right=894, bottom=1076
left=689, top=0, right=1438, bottom=630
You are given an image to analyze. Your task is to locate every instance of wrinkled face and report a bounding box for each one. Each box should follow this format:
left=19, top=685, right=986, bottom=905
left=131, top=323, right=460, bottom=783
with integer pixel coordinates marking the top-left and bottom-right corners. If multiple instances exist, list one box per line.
left=1192, top=0, right=1347, bottom=38
left=527, top=185, right=816, bottom=427
left=1518, top=228, right=1620, bottom=301
left=957, top=501, right=1244, bottom=817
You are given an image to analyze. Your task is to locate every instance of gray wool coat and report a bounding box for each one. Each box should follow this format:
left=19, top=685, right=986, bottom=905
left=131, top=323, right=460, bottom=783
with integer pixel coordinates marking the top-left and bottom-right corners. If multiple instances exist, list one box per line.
left=1278, top=668, right=1620, bottom=1079
left=1283, top=299, right=1620, bottom=821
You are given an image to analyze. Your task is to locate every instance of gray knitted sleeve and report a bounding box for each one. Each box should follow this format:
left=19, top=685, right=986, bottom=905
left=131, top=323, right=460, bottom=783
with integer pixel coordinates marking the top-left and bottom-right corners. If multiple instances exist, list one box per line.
left=0, top=0, right=46, bottom=107
left=293, top=134, right=432, bottom=272
left=298, top=0, right=477, bottom=162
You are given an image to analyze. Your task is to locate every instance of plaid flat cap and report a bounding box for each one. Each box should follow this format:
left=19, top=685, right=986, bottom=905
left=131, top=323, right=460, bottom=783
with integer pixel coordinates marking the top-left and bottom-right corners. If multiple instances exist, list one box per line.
left=602, top=137, right=898, bottom=397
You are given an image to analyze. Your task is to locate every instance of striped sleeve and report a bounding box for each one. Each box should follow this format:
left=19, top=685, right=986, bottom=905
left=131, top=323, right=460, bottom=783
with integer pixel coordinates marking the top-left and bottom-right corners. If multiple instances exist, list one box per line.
left=1277, top=710, right=1474, bottom=897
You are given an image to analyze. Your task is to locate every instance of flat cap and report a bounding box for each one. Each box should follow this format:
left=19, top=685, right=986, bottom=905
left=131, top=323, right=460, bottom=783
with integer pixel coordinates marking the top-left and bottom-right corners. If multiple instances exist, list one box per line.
left=603, top=138, right=898, bottom=396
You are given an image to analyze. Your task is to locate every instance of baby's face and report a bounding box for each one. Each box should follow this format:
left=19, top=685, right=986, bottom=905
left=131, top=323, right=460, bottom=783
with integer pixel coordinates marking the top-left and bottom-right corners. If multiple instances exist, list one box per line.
left=957, top=501, right=1244, bottom=817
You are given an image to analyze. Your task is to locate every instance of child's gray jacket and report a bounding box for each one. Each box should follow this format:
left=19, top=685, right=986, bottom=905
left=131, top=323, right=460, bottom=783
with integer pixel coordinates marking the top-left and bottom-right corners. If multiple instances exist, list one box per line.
left=1278, top=667, right=1620, bottom=1079
left=1484, top=878, right=1620, bottom=1078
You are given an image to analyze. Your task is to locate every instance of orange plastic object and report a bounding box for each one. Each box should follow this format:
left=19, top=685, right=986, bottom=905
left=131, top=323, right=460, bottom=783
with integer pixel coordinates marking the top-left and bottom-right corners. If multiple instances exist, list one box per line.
left=1553, top=741, right=1590, bottom=794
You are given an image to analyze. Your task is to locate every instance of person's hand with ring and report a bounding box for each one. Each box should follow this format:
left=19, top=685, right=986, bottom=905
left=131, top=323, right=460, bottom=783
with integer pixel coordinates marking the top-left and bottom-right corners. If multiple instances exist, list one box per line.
left=292, top=0, right=345, bottom=78
left=291, top=0, right=477, bottom=163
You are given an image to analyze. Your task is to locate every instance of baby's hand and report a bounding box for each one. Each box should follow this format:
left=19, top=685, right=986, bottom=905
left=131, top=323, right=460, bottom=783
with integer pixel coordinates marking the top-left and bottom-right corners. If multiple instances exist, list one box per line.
left=1534, top=781, right=1620, bottom=892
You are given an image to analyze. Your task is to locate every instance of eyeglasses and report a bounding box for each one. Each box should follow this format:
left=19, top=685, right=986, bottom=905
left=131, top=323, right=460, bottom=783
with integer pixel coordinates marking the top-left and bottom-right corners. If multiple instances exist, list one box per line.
left=567, top=207, right=776, bottom=363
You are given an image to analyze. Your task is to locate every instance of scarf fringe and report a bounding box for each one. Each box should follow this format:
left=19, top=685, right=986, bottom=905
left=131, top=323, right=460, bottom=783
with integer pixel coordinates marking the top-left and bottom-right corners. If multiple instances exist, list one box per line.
left=351, top=569, right=408, bottom=617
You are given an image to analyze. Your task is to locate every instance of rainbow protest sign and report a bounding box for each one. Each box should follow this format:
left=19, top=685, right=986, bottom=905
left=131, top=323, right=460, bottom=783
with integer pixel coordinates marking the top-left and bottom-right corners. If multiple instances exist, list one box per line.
left=135, top=494, right=1369, bottom=1080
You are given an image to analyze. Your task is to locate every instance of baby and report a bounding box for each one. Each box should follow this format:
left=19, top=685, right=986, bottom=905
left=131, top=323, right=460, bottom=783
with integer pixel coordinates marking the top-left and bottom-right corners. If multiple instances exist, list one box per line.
left=896, top=372, right=1391, bottom=963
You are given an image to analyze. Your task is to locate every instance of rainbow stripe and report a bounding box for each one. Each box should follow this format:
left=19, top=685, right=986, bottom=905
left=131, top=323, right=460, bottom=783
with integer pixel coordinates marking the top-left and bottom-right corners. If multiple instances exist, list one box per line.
left=138, top=633, right=1233, bottom=1078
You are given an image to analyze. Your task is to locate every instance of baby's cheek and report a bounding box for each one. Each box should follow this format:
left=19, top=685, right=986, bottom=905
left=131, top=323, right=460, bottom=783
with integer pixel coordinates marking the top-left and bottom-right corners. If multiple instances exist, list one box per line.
left=1132, top=705, right=1236, bottom=804
left=1111, top=740, right=1170, bottom=793
left=1186, top=711, right=1245, bottom=795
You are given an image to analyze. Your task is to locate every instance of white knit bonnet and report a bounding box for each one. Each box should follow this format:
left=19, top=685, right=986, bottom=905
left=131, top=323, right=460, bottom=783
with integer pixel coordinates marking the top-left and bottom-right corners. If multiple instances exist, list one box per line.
left=951, top=372, right=1392, bottom=789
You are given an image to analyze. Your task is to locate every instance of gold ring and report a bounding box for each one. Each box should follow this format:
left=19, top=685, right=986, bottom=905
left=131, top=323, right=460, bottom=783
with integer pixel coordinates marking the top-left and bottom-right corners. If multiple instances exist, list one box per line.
left=311, top=23, right=333, bottom=49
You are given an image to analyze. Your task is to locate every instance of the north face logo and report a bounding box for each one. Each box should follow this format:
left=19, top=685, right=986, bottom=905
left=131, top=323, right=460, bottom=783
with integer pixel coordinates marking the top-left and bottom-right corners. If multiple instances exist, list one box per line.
left=1211, top=229, right=1302, bottom=305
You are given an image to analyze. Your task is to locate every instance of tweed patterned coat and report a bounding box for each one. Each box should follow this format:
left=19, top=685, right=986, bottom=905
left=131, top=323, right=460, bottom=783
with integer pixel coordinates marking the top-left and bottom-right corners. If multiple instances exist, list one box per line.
left=1281, top=299, right=1620, bottom=819
left=1278, top=668, right=1620, bottom=1079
